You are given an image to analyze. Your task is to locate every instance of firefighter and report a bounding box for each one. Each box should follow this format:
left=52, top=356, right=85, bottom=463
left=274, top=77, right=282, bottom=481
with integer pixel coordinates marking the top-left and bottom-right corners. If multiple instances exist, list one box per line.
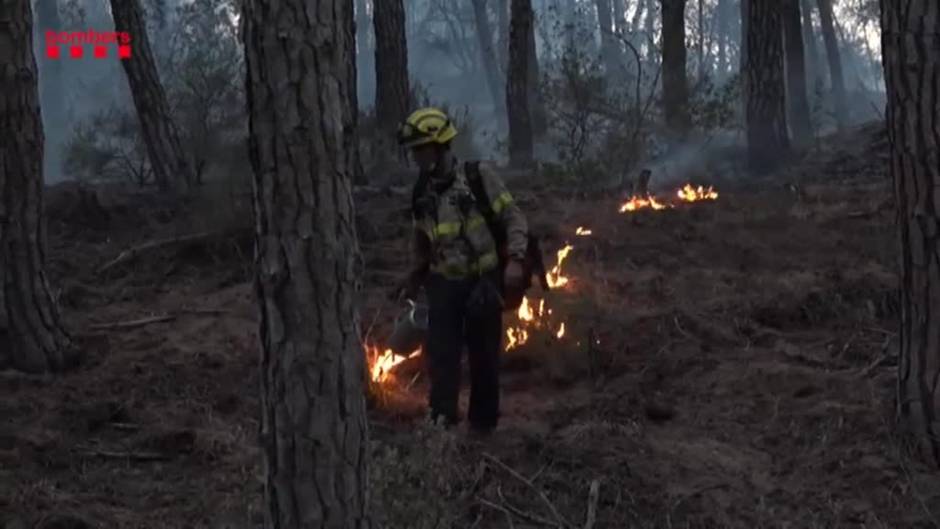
left=394, top=107, right=529, bottom=435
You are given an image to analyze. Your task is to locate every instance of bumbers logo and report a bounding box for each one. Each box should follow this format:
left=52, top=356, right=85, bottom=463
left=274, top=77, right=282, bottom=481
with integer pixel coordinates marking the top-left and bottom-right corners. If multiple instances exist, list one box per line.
left=45, top=30, right=132, bottom=60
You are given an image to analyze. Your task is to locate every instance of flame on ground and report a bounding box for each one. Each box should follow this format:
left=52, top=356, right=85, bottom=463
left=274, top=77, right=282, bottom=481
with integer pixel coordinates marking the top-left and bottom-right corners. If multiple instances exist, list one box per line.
left=619, top=195, right=671, bottom=212
left=368, top=345, right=421, bottom=383
left=677, top=184, right=718, bottom=202
left=547, top=244, right=574, bottom=288
left=576, top=226, right=592, bottom=236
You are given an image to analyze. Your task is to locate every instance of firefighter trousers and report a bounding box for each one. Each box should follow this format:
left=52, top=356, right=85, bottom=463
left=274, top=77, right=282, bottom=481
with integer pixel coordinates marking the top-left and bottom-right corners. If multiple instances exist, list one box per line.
left=425, top=270, right=502, bottom=431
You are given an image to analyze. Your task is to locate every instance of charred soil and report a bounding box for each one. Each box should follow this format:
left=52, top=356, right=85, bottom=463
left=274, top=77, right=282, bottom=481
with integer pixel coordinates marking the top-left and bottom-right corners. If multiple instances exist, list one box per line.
left=3, top=123, right=939, bottom=528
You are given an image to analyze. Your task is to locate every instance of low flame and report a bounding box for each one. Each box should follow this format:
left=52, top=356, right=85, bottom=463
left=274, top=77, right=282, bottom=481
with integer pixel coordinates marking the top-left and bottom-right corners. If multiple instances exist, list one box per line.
left=556, top=322, right=566, bottom=338
left=547, top=244, right=574, bottom=288
left=619, top=195, right=671, bottom=212
left=368, top=345, right=420, bottom=383
left=576, top=226, right=592, bottom=236
left=677, top=184, right=718, bottom=202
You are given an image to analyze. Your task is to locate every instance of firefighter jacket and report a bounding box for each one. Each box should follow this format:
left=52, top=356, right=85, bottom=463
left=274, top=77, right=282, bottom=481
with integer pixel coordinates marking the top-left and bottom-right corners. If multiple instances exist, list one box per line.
left=411, top=160, right=528, bottom=280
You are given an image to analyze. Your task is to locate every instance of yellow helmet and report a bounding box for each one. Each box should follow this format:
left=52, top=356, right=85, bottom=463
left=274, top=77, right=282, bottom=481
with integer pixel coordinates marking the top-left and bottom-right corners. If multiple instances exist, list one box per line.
left=398, top=107, right=458, bottom=148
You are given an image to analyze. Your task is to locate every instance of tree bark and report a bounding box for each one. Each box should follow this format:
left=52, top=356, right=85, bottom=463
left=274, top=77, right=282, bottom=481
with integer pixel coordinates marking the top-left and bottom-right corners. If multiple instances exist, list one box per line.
left=373, top=0, right=409, bottom=134
left=355, top=0, right=374, bottom=111
left=661, top=0, right=690, bottom=140
left=471, top=0, right=507, bottom=115
left=110, top=0, right=194, bottom=192
left=781, top=0, right=812, bottom=147
left=242, top=0, right=370, bottom=526
left=507, top=0, right=534, bottom=167
left=800, top=0, right=822, bottom=94
left=881, top=0, right=940, bottom=469
left=815, top=0, right=847, bottom=128
left=0, top=0, right=78, bottom=374
left=743, top=0, right=789, bottom=173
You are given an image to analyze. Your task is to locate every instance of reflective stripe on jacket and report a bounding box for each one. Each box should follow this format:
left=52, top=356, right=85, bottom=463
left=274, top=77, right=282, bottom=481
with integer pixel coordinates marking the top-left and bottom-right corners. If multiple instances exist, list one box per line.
left=411, top=160, right=528, bottom=280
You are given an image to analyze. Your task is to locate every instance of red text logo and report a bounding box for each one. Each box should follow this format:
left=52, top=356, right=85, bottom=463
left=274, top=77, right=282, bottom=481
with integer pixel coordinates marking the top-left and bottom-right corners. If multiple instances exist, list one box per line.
left=45, top=30, right=132, bottom=60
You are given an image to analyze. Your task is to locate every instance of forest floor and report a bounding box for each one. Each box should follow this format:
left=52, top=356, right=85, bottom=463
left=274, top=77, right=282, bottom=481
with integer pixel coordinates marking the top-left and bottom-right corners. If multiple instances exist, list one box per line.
left=3, top=122, right=940, bottom=529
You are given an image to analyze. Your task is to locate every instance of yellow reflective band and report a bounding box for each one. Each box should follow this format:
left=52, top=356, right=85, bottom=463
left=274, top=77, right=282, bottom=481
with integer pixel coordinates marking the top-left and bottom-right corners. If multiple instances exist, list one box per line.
left=491, top=191, right=513, bottom=214
left=431, top=214, right=486, bottom=239
left=431, top=251, right=499, bottom=278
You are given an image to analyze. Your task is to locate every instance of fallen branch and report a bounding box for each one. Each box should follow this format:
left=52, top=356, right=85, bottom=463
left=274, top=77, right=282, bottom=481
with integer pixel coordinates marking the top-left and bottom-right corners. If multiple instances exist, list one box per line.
left=478, top=498, right=516, bottom=529
left=483, top=453, right=573, bottom=528
left=76, top=449, right=171, bottom=461
left=87, top=309, right=232, bottom=331
left=496, top=486, right=559, bottom=527
left=584, top=480, right=600, bottom=529
left=88, top=314, right=176, bottom=330
left=96, top=230, right=229, bottom=275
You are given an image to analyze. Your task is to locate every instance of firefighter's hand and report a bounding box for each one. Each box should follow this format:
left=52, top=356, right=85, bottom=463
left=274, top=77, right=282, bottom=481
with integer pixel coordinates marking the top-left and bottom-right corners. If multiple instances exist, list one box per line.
left=504, top=259, right=525, bottom=288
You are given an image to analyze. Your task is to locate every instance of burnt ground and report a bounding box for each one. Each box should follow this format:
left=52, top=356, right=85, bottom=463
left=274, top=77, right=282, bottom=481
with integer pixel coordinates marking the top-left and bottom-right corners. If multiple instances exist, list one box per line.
left=3, top=122, right=940, bottom=528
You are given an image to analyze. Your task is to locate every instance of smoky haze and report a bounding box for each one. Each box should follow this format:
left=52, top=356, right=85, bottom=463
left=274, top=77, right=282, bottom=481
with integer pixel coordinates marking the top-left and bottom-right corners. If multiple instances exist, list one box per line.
left=36, top=0, right=885, bottom=184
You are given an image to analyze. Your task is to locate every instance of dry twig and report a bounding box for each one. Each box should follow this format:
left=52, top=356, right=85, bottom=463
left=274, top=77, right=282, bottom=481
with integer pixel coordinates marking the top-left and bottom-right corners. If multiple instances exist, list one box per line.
left=483, top=453, right=574, bottom=528
left=584, top=480, right=601, bottom=529
left=88, top=314, right=176, bottom=330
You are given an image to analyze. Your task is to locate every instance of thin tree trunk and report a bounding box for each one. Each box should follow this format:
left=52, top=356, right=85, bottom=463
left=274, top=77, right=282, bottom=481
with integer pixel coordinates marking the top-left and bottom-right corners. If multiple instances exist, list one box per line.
left=0, top=0, right=78, bottom=374
left=782, top=0, right=812, bottom=147
left=631, top=0, right=645, bottom=33
left=743, top=0, right=789, bottom=173
left=355, top=0, right=374, bottom=110
left=471, top=0, right=507, bottom=115
left=644, top=0, right=656, bottom=58
left=527, top=6, right=547, bottom=137
left=697, top=0, right=705, bottom=81
left=661, top=0, right=690, bottom=140
left=612, top=0, right=626, bottom=33
left=800, top=0, right=822, bottom=95
left=497, top=0, right=509, bottom=67
left=596, top=0, right=624, bottom=87
left=740, top=0, right=748, bottom=71
left=242, top=0, right=370, bottom=526
left=716, top=0, right=728, bottom=80
left=507, top=0, right=534, bottom=167
left=348, top=0, right=365, bottom=184
left=816, top=0, right=847, bottom=128
left=881, top=0, right=940, bottom=469
left=110, top=0, right=194, bottom=192
left=373, top=0, right=410, bottom=133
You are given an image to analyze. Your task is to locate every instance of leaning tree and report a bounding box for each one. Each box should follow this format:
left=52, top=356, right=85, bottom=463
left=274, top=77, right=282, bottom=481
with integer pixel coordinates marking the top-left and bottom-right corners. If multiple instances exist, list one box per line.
left=0, top=0, right=79, bottom=374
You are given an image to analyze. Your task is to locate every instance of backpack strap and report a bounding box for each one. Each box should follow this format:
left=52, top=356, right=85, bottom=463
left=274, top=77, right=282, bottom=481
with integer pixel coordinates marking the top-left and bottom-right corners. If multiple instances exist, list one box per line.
left=464, top=161, right=507, bottom=247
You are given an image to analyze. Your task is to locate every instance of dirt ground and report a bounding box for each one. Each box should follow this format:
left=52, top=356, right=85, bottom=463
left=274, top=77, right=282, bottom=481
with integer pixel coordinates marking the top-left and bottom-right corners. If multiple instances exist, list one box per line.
left=3, top=122, right=940, bottom=528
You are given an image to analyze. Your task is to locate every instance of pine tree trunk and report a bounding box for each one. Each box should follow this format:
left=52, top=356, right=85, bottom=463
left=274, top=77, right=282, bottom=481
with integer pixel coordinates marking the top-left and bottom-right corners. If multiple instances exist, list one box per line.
left=716, top=0, right=728, bottom=80
left=644, top=0, right=656, bottom=57
left=373, top=0, right=409, bottom=134
left=595, top=0, right=623, bottom=86
left=242, top=0, right=370, bottom=526
left=631, top=0, right=645, bottom=33
left=661, top=0, right=690, bottom=140
left=881, top=0, right=940, bottom=468
left=743, top=0, right=789, bottom=173
left=0, top=0, right=78, bottom=374
left=800, top=0, right=822, bottom=95
left=697, top=0, right=705, bottom=80
left=471, top=0, right=507, bottom=115
left=527, top=8, right=547, bottom=137
left=781, top=0, right=812, bottom=147
left=497, top=0, right=509, bottom=68
left=355, top=0, right=374, bottom=111
left=815, top=0, right=846, bottom=128
left=347, top=0, right=365, bottom=184
left=507, top=0, right=534, bottom=167
left=740, top=0, right=749, bottom=70
left=110, top=0, right=194, bottom=192
left=34, top=0, right=64, bottom=175
left=612, top=0, right=626, bottom=33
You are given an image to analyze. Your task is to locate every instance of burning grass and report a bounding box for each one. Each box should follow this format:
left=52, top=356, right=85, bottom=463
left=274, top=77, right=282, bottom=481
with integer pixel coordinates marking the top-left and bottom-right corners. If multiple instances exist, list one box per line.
left=620, top=182, right=719, bottom=213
